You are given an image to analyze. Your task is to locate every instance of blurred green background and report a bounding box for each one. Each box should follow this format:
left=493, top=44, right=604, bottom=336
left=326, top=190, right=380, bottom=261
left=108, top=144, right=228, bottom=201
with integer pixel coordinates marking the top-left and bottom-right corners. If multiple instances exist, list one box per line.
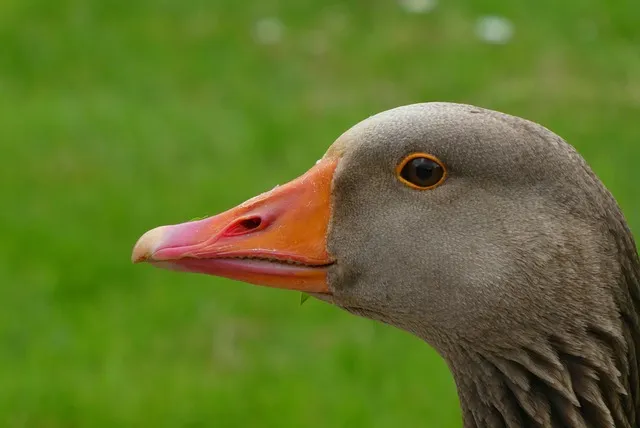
left=1, top=0, right=639, bottom=427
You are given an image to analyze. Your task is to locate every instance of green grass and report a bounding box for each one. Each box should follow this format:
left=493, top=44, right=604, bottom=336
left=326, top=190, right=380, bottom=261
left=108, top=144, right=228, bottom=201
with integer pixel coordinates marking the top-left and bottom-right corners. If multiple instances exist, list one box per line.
left=1, top=0, right=639, bottom=426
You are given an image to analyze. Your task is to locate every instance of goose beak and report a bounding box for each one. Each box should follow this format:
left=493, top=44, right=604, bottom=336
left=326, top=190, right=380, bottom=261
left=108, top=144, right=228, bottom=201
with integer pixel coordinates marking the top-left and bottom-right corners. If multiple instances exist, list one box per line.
left=132, top=158, right=338, bottom=294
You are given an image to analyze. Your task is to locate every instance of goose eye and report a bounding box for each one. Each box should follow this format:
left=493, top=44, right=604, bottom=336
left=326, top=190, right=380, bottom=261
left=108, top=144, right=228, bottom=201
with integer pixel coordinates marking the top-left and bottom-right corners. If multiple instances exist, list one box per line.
left=397, top=154, right=446, bottom=190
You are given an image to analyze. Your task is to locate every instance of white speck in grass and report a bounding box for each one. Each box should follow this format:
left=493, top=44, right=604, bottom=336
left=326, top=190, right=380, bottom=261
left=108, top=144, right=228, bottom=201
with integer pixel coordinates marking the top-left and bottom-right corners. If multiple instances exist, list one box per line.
left=254, top=17, right=284, bottom=45
left=475, top=15, right=514, bottom=45
left=398, top=0, right=437, bottom=14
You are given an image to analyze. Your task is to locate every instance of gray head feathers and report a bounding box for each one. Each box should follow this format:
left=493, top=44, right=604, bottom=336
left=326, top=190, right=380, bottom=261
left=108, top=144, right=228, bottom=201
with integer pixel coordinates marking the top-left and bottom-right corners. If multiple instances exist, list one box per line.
left=321, top=103, right=640, bottom=428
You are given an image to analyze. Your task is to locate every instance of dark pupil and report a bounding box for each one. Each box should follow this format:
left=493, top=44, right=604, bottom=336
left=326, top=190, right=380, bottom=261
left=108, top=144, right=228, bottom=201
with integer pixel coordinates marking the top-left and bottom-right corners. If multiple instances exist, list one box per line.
left=414, top=159, right=433, bottom=181
left=402, top=157, right=442, bottom=187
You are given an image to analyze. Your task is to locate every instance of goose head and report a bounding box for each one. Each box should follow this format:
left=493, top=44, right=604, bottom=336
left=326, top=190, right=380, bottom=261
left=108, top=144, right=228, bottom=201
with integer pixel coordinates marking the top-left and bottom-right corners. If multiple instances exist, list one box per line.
left=133, top=103, right=640, bottom=427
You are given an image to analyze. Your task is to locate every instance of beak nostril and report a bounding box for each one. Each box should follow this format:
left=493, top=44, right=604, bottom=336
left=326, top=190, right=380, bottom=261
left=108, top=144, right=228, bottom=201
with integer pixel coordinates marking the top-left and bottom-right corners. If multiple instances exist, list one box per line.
left=223, top=216, right=263, bottom=236
left=240, top=217, right=262, bottom=230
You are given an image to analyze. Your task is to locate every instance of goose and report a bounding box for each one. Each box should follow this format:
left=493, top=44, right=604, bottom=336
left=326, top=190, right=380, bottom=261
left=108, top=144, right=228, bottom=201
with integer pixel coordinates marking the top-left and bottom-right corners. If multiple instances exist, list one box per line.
left=132, top=102, right=640, bottom=428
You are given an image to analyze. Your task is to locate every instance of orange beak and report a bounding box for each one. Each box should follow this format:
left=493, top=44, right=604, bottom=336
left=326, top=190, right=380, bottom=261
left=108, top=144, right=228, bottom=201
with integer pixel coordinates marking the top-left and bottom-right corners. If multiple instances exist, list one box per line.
left=131, top=158, right=338, bottom=294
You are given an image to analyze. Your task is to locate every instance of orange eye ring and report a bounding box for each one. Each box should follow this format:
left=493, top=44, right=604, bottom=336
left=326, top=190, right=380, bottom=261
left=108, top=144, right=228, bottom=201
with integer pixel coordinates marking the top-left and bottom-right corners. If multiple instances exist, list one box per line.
left=396, top=153, right=447, bottom=190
